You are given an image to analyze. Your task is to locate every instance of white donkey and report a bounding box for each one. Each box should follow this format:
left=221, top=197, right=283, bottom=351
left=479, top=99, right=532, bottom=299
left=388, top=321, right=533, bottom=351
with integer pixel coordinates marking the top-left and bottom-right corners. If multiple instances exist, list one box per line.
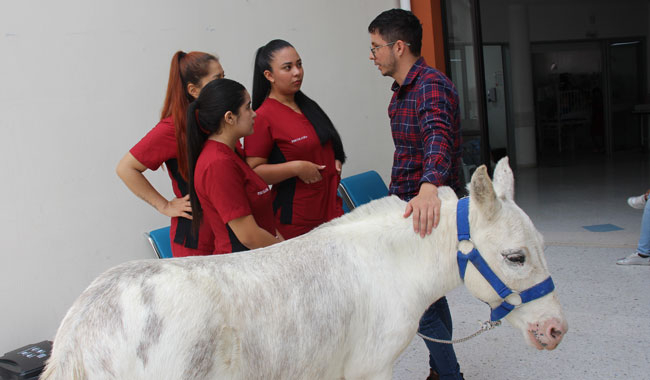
left=42, top=158, right=567, bottom=380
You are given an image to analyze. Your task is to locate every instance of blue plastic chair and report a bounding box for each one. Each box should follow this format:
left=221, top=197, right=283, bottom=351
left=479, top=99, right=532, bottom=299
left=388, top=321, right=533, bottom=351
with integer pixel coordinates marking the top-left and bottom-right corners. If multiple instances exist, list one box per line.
left=145, top=226, right=173, bottom=259
left=338, top=170, right=388, bottom=211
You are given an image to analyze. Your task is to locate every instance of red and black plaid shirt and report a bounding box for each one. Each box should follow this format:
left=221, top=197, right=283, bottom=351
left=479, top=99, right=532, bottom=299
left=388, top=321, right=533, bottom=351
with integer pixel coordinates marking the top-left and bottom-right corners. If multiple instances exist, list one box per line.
left=388, top=57, right=461, bottom=201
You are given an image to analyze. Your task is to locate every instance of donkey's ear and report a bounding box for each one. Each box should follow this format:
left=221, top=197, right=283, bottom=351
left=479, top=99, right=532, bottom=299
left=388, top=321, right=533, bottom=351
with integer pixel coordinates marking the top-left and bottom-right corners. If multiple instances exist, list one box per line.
left=492, top=157, right=514, bottom=201
left=469, top=165, right=501, bottom=218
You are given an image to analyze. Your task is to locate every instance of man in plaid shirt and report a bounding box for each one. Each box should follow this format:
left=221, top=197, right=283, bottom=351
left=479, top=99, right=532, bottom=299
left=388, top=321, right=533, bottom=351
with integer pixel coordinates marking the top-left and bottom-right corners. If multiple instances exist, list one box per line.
left=369, top=9, right=463, bottom=380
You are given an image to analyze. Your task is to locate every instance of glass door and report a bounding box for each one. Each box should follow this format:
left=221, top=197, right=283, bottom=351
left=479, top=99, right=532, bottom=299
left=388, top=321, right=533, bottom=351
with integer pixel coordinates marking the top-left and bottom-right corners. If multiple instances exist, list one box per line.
left=483, top=44, right=511, bottom=163
left=604, top=39, right=645, bottom=154
left=443, top=0, right=490, bottom=179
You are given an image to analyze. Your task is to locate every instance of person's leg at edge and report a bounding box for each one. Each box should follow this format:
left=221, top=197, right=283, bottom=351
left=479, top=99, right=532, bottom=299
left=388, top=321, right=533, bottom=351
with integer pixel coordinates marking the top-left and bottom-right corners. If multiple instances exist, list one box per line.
left=418, top=297, right=462, bottom=380
left=617, top=198, right=650, bottom=264
left=637, top=199, right=650, bottom=256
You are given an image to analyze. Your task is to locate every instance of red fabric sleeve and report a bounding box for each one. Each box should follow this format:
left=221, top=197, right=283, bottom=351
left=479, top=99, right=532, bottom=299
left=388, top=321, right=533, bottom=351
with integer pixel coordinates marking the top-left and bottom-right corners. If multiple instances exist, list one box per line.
left=201, top=159, right=252, bottom=224
left=244, top=113, right=273, bottom=158
left=129, top=118, right=177, bottom=170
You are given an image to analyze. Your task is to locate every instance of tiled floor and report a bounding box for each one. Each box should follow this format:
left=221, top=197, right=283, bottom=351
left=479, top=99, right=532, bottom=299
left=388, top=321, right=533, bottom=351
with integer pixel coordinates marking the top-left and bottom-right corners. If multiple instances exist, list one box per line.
left=393, top=152, right=650, bottom=379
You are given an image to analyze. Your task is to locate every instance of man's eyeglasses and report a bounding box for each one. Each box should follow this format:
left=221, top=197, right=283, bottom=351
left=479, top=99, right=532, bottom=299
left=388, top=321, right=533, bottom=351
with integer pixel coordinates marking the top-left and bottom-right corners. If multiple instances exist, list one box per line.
left=370, top=41, right=411, bottom=58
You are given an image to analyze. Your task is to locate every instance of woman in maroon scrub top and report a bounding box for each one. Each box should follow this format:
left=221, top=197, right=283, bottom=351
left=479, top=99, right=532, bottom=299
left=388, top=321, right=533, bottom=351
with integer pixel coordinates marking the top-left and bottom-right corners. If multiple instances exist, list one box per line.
left=117, top=51, right=224, bottom=257
left=187, top=79, right=282, bottom=254
left=245, top=39, right=346, bottom=239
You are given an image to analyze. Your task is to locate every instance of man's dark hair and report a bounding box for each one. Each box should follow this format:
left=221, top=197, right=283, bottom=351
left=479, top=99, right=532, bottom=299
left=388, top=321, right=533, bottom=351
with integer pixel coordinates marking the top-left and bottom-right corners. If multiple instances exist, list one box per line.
left=368, top=8, right=422, bottom=56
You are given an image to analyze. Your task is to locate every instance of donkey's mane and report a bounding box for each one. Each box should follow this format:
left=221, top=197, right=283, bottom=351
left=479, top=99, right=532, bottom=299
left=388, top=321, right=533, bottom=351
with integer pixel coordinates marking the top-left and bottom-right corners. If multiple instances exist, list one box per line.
left=329, top=195, right=405, bottom=225
left=324, top=186, right=459, bottom=229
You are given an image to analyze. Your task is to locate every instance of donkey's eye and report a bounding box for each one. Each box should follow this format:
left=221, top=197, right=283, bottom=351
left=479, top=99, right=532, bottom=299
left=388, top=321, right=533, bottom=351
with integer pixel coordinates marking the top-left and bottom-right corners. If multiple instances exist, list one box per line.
left=504, top=251, right=526, bottom=265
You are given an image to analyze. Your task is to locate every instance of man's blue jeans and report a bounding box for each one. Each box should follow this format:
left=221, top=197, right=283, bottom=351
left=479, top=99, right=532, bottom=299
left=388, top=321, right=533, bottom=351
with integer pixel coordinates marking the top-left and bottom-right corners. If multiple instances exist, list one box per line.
left=638, top=200, right=650, bottom=255
left=418, top=297, right=462, bottom=379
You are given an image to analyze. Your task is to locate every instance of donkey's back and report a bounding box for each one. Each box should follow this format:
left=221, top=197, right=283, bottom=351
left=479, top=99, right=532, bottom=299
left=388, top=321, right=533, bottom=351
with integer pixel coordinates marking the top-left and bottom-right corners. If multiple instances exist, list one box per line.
left=42, top=199, right=414, bottom=380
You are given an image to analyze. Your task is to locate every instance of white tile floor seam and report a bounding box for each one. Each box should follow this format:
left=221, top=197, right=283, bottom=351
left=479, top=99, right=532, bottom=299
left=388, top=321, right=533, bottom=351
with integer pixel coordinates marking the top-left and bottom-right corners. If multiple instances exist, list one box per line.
left=392, top=153, right=650, bottom=380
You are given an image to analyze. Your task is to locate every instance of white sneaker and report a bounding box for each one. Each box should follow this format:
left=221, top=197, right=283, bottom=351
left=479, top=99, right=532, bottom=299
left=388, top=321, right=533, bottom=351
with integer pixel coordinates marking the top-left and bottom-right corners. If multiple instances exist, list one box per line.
left=616, top=252, right=650, bottom=265
left=627, top=195, right=647, bottom=210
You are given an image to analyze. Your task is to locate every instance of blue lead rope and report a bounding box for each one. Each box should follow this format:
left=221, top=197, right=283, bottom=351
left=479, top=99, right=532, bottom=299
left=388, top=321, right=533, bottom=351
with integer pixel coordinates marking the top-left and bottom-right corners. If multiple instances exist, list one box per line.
left=455, top=197, right=555, bottom=321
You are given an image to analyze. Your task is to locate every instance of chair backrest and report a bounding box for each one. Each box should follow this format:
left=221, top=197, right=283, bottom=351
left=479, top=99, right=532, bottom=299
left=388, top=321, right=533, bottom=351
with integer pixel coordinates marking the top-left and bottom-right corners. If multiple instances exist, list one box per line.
left=145, top=226, right=173, bottom=259
left=339, top=170, right=388, bottom=210
left=337, top=187, right=352, bottom=213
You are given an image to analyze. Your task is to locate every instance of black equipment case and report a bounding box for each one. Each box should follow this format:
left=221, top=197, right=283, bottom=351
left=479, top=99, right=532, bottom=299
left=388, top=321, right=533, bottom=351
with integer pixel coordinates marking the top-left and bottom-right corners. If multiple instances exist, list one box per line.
left=0, top=341, right=52, bottom=380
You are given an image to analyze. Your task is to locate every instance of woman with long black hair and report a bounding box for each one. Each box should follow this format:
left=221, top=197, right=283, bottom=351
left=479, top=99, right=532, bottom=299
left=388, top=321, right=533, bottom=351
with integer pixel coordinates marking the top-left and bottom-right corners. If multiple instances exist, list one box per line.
left=187, top=79, right=282, bottom=254
left=245, top=39, right=346, bottom=239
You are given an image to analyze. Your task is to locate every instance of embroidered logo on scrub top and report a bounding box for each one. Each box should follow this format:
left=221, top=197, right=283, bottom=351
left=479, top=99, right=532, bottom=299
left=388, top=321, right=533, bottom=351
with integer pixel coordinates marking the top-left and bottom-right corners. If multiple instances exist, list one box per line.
left=257, top=187, right=270, bottom=196
left=291, top=135, right=308, bottom=143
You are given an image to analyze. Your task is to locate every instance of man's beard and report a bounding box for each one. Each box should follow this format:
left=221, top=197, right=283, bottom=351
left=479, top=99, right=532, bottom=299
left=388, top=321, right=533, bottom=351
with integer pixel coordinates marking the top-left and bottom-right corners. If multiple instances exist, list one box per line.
left=381, top=54, right=397, bottom=77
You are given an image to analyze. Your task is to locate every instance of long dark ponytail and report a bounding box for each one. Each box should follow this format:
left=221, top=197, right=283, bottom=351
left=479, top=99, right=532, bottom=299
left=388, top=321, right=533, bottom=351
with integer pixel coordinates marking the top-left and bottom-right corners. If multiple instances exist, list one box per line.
left=187, top=78, right=248, bottom=232
left=252, top=39, right=346, bottom=163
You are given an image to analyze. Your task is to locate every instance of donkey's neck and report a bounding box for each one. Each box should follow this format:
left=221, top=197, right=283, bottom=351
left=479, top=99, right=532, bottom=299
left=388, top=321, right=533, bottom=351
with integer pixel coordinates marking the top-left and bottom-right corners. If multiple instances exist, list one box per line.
left=415, top=193, right=463, bottom=309
left=364, top=192, right=464, bottom=315
left=324, top=193, right=464, bottom=315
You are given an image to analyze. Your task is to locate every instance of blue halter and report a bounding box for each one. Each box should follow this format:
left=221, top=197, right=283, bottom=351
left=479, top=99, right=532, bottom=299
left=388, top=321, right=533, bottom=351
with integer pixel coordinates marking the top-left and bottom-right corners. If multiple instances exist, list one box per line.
left=456, top=197, right=555, bottom=322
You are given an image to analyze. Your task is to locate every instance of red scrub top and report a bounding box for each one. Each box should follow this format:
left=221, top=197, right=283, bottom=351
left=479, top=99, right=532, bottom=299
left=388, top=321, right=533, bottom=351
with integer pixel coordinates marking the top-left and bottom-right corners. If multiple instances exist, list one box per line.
left=194, top=140, right=276, bottom=254
left=244, top=98, right=343, bottom=239
left=130, top=117, right=214, bottom=257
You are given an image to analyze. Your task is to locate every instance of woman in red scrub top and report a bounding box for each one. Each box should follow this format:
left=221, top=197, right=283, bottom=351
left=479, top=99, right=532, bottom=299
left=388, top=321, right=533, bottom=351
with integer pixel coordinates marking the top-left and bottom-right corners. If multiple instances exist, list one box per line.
left=245, top=39, right=346, bottom=239
left=187, top=79, right=282, bottom=254
left=116, top=51, right=224, bottom=257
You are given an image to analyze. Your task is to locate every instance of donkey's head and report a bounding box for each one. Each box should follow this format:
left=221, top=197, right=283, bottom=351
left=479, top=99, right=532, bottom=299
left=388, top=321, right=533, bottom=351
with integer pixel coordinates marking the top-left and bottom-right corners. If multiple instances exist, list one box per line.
left=461, top=157, right=567, bottom=350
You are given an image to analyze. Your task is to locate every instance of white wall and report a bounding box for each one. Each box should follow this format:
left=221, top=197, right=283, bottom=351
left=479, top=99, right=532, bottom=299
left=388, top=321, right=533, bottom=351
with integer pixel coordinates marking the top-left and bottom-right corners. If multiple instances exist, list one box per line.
left=0, top=0, right=398, bottom=352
